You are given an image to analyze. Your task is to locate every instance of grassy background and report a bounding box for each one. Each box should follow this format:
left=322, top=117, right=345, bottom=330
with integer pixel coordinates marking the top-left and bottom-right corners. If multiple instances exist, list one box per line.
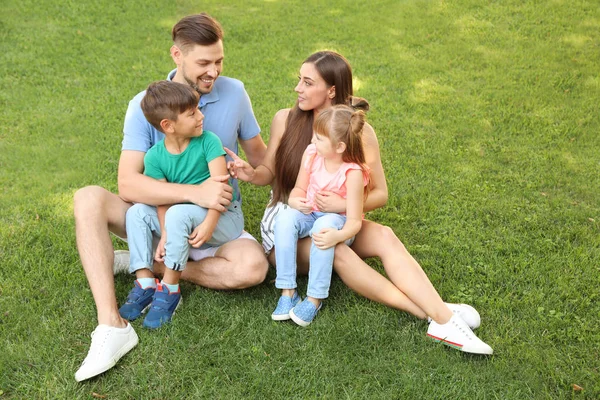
left=1, top=0, right=599, bottom=398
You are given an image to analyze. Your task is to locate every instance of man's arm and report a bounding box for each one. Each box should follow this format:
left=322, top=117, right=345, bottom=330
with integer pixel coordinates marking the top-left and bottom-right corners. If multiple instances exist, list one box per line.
left=117, top=150, right=232, bottom=211
left=239, top=134, right=267, bottom=168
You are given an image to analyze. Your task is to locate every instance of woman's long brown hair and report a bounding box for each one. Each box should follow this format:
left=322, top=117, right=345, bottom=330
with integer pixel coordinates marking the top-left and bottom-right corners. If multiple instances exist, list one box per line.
left=271, top=51, right=369, bottom=205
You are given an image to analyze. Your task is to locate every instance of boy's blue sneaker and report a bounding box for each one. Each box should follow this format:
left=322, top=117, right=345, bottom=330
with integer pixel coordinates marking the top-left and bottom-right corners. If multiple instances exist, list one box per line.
left=142, top=283, right=182, bottom=329
left=289, top=298, right=322, bottom=327
left=118, top=280, right=156, bottom=321
left=271, top=291, right=301, bottom=321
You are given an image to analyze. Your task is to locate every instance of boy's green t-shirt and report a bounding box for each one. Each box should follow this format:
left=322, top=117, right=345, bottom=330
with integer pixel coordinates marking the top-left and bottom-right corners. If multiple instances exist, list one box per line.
left=143, top=130, right=225, bottom=184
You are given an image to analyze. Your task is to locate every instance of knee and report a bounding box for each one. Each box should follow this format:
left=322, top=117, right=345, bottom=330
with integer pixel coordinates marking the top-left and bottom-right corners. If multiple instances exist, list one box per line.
left=375, top=226, right=411, bottom=261
left=333, top=243, right=353, bottom=267
left=274, top=208, right=301, bottom=234
left=164, top=204, right=189, bottom=228
left=73, top=186, right=107, bottom=220
left=126, top=203, right=153, bottom=223
left=229, top=253, right=268, bottom=289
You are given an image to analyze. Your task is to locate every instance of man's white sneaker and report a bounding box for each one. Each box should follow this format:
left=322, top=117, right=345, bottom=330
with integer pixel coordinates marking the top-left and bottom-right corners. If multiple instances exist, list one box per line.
left=427, top=315, right=493, bottom=355
left=75, top=323, right=139, bottom=382
left=113, top=250, right=130, bottom=275
left=445, top=303, right=481, bottom=330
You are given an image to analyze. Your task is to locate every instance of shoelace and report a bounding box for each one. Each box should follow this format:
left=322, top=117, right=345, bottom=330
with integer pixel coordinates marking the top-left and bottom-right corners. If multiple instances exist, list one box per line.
left=452, top=320, right=473, bottom=341
left=83, top=328, right=111, bottom=362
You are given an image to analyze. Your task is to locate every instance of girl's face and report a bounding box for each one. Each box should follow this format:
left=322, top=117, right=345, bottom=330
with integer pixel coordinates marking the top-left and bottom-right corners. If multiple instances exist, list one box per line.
left=295, top=62, right=334, bottom=114
left=312, top=132, right=340, bottom=159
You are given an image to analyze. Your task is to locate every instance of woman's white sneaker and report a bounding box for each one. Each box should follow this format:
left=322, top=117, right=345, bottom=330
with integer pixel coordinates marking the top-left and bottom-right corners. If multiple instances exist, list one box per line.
left=427, top=315, right=493, bottom=355
left=75, top=323, right=139, bottom=382
left=445, top=303, right=481, bottom=330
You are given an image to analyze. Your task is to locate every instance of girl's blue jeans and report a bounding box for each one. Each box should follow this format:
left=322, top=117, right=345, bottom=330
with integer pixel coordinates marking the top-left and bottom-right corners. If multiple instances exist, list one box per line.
left=274, top=208, right=354, bottom=299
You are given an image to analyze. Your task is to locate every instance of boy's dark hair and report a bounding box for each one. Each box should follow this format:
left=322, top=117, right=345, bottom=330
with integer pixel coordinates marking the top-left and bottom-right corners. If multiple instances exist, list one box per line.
left=140, top=81, right=199, bottom=133
left=172, top=13, right=224, bottom=52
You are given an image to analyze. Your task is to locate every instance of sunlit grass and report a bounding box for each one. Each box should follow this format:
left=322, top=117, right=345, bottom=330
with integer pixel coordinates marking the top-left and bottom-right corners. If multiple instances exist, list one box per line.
left=1, top=0, right=599, bottom=398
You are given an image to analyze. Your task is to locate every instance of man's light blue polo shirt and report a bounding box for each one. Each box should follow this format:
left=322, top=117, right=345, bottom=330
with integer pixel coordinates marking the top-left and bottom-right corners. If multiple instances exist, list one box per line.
left=121, top=70, right=261, bottom=200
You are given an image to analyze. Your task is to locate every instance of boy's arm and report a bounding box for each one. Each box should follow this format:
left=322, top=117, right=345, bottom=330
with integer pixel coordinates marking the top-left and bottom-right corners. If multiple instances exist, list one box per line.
left=154, top=180, right=170, bottom=262
left=188, top=155, right=228, bottom=248
left=118, top=151, right=232, bottom=211
left=157, top=203, right=169, bottom=234
left=312, top=170, right=364, bottom=249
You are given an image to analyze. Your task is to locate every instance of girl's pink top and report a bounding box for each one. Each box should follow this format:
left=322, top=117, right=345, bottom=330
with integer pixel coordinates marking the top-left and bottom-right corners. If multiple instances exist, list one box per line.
left=303, top=144, right=370, bottom=213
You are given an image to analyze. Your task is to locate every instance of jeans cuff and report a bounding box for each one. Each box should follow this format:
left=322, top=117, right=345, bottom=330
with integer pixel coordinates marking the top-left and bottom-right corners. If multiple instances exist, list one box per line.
left=275, top=282, right=297, bottom=290
left=129, top=263, right=153, bottom=275
left=306, top=291, right=328, bottom=299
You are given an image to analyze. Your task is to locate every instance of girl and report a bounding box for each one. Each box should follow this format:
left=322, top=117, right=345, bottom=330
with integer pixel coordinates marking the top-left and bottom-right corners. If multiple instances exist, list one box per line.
left=227, top=51, right=493, bottom=354
left=271, top=105, right=369, bottom=326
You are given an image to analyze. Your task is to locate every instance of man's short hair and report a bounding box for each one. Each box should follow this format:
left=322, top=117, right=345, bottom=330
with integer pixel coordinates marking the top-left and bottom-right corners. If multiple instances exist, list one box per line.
left=172, top=13, right=224, bottom=52
left=140, top=81, right=199, bottom=133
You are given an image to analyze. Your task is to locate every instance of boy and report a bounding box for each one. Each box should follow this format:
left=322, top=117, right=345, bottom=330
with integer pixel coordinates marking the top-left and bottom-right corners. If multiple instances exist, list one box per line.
left=119, top=80, right=243, bottom=329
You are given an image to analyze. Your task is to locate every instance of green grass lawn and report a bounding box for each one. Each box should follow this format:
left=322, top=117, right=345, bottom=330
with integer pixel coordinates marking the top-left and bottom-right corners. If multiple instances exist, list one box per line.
left=1, top=0, right=599, bottom=398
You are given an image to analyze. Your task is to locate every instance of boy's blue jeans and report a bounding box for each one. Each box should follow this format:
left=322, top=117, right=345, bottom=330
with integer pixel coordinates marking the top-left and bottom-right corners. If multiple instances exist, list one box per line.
left=125, top=202, right=244, bottom=273
left=274, top=208, right=354, bottom=299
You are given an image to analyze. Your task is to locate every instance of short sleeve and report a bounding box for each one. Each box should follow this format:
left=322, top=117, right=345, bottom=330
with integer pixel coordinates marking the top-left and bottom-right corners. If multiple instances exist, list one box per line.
left=122, top=92, right=156, bottom=152
left=202, top=131, right=227, bottom=163
left=143, top=145, right=166, bottom=181
left=342, top=163, right=370, bottom=187
left=236, top=83, right=261, bottom=141
left=303, top=144, right=318, bottom=172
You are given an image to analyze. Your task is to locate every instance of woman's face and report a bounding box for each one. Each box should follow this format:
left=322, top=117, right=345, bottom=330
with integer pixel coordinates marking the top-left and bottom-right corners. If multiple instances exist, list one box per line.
left=295, top=62, right=333, bottom=113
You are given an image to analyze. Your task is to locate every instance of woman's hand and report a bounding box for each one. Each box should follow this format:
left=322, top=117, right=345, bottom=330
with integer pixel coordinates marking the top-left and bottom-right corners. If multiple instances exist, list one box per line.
left=154, top=233, right=167, bottom=262
left=314, top=191, right=346, bottom=213
left=289, top=197, right=312, bottom=214
left=224, top=147, right=255, bottom=182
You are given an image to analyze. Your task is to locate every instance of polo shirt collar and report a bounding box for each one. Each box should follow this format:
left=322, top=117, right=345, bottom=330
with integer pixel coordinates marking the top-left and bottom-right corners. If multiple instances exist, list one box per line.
left=166, top=68, right=220, bottom=108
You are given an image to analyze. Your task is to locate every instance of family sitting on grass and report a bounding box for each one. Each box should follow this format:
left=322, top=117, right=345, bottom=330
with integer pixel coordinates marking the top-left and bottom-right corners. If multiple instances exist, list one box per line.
left=73, top=13, right=493, bottom=382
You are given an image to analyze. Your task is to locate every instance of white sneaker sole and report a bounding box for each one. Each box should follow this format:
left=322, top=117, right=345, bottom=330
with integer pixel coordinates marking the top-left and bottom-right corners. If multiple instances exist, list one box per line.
left=271, top=313, right=291, bottom=321
left=427, top=333, right=493, bottom=355
left=289, top=309, right=310, bottom=327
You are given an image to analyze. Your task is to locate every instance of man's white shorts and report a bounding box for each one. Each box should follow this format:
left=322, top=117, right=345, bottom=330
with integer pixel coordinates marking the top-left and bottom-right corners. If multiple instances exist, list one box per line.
left=116, top=230, right=257, bottom=262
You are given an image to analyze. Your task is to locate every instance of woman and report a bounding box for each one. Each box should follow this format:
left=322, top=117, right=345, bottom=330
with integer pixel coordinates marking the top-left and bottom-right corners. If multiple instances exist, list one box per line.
left=228, top=51, right=493, bottom=355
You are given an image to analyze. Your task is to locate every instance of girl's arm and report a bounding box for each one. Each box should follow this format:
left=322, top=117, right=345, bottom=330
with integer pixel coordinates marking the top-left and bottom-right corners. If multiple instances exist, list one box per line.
left=288, top=150, right=312, bottom=213
left=312, top=169, right=364, bottom=249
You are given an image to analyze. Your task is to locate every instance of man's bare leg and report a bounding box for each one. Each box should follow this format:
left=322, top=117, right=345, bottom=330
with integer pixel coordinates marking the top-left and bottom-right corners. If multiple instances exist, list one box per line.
left=153, top=238, right=268, bottom=289
left=74, top=185, right=131, bottom=327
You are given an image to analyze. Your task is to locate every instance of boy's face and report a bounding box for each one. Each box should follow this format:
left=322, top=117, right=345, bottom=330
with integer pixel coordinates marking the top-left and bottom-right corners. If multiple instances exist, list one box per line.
left=169, top=107, right=205, bottom=138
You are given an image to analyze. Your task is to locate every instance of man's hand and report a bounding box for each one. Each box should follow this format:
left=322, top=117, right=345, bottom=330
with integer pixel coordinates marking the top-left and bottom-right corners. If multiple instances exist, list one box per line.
left=312, top=228, right=341, bottom=250
left=187, top=175, right=233, bottom=212
left=188, top=221, right=215, bottom=248
left=314, top=191, right=346, bottom=213
left=155, top=233, right=167, bottom=263
left=224, top=147, right=256, bottom=182
left=289, top=197, right=312, bottom=214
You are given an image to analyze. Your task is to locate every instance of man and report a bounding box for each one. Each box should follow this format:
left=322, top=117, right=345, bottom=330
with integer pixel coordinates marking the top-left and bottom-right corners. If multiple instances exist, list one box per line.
left=73, top=13, right=268, bottom=382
